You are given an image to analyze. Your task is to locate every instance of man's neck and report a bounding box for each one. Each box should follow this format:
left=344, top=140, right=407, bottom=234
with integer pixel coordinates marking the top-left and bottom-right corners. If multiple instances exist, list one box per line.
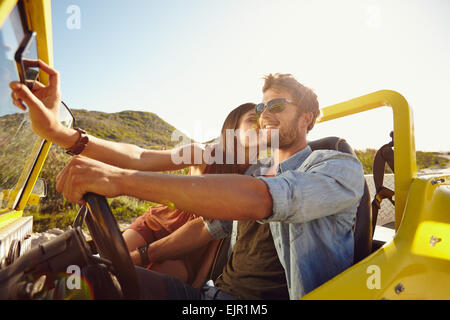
left=272, top=141, right=308, bottom=169
left=261, top=141, right=308, bottom=176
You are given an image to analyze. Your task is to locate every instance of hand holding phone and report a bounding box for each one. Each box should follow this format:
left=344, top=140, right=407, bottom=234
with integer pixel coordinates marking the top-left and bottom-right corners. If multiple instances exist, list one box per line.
left=14, top=31, right=39, bottom=90
left=10, top=58, right=63, bottom=141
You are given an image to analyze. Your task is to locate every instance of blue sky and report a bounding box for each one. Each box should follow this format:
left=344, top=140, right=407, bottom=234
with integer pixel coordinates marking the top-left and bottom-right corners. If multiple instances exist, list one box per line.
left=50, top=0, right=450, bottom=151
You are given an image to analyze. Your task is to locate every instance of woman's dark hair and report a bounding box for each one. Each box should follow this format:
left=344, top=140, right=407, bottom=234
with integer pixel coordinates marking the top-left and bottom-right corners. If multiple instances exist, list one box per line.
left=203, top=102, right=256, bottom=175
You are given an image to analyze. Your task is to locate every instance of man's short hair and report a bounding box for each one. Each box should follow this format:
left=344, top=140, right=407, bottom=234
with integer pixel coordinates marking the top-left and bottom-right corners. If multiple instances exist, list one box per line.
left=263, top=73, right=320, bottom=132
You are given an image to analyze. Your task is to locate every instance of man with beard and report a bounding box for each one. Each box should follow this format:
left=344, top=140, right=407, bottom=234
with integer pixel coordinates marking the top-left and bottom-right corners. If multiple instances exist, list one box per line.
left=11, top=72, right=365, bottom=300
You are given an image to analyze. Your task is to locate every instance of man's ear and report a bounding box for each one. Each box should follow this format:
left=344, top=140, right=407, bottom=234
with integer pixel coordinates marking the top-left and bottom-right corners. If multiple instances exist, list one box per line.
left=300, top=112, right=313, bottom=130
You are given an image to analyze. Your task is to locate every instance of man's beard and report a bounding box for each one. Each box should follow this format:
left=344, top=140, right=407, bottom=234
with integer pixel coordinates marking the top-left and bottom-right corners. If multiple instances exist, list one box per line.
left=266, top=116, right=300, bottom=150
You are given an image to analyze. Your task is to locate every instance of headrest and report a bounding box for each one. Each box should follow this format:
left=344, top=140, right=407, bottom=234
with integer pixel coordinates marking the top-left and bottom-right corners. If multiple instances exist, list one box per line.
left=308, top=136, right=355, bottom=156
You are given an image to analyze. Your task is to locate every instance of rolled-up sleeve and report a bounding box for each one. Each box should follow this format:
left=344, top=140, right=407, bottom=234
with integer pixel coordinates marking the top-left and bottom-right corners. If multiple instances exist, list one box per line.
left=256, top=152, right=365, bottom=224
left=203, top=218, right=233, bottom=240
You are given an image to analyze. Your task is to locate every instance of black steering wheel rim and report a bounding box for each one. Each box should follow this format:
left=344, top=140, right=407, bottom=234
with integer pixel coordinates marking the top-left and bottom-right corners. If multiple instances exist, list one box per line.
left=83, top=192, right=139, bottom=299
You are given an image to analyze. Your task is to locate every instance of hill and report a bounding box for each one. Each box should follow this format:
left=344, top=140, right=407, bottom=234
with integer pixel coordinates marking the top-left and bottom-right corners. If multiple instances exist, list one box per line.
left=71, top=109, right=190, bottom=149
left=355, top=148, right=449, bottom=174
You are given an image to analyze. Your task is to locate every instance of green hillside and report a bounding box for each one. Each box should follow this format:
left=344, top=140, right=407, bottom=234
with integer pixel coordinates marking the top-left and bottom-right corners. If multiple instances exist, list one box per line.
left=71, top=109, right=190, bottom=149
left=355, top=148, right=449, bottom=174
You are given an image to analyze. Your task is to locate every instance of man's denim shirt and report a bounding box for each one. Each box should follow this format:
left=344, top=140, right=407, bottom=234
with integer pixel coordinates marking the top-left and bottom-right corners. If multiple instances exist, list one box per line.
left=204, top=145, right=365, bottom=299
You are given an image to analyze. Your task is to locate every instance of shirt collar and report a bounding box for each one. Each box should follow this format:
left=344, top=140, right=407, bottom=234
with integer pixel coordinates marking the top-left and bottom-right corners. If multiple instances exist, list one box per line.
left=276, top=145, right=312, bottom=174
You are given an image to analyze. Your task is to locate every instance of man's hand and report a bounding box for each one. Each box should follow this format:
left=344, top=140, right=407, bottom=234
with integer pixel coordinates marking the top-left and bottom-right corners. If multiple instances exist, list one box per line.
left=10, top=60, right=65, bottom=142
left=56, top=156, right=127, bottom=205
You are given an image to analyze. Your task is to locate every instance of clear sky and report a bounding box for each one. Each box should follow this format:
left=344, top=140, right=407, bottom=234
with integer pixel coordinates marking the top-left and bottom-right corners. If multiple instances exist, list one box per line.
left=50, top=0, right=450, bottom=151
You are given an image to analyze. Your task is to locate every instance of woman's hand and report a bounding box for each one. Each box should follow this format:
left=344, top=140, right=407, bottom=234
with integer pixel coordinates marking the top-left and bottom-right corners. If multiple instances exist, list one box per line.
left=9, top=59, right=63, bottom=142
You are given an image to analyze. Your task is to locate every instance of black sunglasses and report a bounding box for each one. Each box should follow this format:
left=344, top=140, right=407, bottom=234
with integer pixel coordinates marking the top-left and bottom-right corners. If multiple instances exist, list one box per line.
left=255, top=98, right=294, bottom=116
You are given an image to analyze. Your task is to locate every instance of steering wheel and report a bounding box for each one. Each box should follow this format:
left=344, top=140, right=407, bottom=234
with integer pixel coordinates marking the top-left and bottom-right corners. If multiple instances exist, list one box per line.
left=82, top=193, right=140, bottom=299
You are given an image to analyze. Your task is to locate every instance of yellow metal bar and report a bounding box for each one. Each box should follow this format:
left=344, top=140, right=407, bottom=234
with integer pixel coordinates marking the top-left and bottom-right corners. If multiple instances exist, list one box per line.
left=0, top=0, right=17, bottom=28
left=15, top=0, right=54, bottom=211
left=24, top=0, right=53, bottom=82
left=317, top=90, right=417, bottom=230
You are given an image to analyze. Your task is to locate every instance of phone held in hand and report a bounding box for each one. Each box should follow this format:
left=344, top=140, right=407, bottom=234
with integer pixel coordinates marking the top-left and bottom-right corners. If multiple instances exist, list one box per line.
left=14, top=30, right=39, bottom=90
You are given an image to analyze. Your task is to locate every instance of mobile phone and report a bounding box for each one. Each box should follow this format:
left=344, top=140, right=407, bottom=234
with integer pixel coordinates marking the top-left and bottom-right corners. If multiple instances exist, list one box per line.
left=14, top=30, right=39, bottom=90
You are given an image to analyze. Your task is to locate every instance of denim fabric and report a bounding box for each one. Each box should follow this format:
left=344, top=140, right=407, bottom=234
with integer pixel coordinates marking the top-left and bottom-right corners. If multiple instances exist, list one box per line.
left=204, top=145, right=365, bottom=299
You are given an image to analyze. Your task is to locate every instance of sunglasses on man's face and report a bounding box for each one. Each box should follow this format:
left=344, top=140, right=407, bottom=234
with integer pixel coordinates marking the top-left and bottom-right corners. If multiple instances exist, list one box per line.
left=255, top=98, right=294, bottom=116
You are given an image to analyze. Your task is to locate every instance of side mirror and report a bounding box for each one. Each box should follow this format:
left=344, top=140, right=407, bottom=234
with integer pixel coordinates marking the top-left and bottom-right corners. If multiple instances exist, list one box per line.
left=59, top=101, right=75, bottom=129
left=31, top=177, right=47, bottom=198
left=27, top=177, right=47, bottom=206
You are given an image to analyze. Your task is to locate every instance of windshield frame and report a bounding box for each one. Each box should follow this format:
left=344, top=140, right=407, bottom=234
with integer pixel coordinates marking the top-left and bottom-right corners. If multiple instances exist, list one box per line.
left=0, top=0, right=48, bottom=212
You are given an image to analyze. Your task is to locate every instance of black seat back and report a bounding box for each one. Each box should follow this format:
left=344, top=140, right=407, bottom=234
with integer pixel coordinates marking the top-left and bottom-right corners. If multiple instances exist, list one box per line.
left=308, top=137, right=373, bottom=264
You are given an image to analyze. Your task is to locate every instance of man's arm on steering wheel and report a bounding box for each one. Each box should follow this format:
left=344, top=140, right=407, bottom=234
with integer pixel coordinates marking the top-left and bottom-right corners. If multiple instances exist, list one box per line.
left=55, top=155, right=273, bottom=218
left=9, top=60, right=203, bottom=172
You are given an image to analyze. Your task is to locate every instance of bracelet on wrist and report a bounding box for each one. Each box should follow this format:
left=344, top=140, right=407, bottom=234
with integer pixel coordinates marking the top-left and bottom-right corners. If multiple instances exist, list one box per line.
left=66, top=128, right=89, bottom=156
left=137, top=244, right=151, bottom=267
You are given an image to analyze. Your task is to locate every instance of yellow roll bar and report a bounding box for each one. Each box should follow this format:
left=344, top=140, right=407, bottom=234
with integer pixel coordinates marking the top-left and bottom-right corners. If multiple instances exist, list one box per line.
left=0, top=0, right=16, bottom=29
left=317, top=90, right=417, bottom=230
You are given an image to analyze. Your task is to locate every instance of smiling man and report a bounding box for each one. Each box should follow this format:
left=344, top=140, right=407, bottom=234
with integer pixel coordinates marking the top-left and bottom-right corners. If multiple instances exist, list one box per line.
left=10, top=70, right=364, bottom=300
